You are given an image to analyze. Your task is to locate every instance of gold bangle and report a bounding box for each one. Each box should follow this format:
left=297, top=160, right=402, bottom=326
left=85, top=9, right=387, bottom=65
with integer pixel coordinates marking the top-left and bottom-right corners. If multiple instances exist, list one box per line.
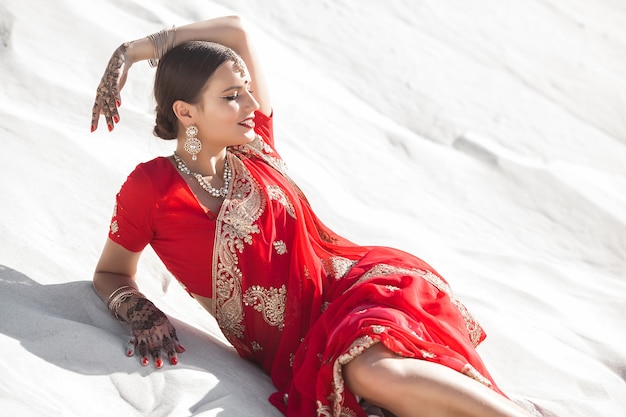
left=147, top=25, right=176, bottom=68
left=107, top=286, right=144, bottom=321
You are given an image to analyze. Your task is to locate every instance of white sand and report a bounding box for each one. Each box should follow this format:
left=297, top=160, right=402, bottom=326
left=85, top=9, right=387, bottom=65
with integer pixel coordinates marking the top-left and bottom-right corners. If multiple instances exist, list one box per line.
left=1, top=0, right=625, bottom=416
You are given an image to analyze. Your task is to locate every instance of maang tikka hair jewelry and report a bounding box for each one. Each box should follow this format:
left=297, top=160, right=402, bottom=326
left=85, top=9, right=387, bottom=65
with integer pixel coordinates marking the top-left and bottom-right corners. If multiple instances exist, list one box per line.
left=184, top=125, right=202, bottom=160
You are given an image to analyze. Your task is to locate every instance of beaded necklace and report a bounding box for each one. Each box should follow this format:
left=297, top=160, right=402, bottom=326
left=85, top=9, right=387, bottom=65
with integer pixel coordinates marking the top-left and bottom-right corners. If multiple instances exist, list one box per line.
left=173, top=152, right=232, bottom=198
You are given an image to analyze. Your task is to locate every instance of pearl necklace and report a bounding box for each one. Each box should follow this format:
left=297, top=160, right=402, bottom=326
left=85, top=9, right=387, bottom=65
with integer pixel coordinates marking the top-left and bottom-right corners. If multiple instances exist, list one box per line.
left=173, top=152, right=232, bottom=198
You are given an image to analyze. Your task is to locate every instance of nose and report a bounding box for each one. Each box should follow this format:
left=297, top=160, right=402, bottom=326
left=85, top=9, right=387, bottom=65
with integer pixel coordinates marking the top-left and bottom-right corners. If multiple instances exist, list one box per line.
left=246, top=89, right=260, bottom=112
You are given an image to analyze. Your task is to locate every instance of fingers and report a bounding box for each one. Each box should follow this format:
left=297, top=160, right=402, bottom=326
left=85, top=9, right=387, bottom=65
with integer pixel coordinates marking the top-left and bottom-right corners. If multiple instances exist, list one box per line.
left=100, top=94, right=119, bottom=132
left=126, top=300, right=182, bottom=368
left=90, top=90, right=120, bottom=132
left=162, top=334, right=177, bottom=365
left=138, top=338, right=150, bottom=367
left=152, top=349, right=164, bottom=369
left=166, top=350, right=178, bottom=366
left=127, top=336, right=137, bottom=357
left=105, top=88, right=120, bottom=131
left=170, top=328, right=186, bottom=354
left=128, top=330, right=183, bottom=368
left=90, top=45, right=127, bottom=133
left=91, top=98, right=101, bottom=132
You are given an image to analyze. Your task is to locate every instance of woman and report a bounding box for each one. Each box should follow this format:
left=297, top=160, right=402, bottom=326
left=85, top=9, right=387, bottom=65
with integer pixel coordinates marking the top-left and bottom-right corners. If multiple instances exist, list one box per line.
left=90, top=16, right=534, bottom=417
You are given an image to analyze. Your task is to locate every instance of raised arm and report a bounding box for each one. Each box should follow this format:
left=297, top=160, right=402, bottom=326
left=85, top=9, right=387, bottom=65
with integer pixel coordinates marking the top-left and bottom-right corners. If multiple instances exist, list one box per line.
left=91, top=15, right=270, bottom=132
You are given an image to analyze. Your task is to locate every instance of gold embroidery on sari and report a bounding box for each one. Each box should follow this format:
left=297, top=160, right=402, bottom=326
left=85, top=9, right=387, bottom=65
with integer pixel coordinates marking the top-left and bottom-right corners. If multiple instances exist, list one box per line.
left=421, top=349, right=436, bottom=359
left=235, top=135, right=312, bottom=205
left=260, top=138, right=273, bottom=154
left=273, top=240, right=288, bottom=255
left=222, top=176, right=262, bottom=250
left=353, top=264, right=484, bottom=347
left=213, top=154, right=266, bottom=341
left=243, top=284, right=287, bottom=330
left=251, top=341, right=263, bottom=352
left=267, top=184, right=296, bottom=219
left=110, top=203, right=119, bottom=234
left=316, top=403, right=358, bottom=417
left=322, top=256, right=357, bottom=280
left=461, top=363, right=493, bottom=387
left=317, top=227, right=338, bottom=244
left=236, top=135, right=288, bottom=175
left=372, top=325, right=386, bottom=334
left=317, top=336, right=380, bottom=417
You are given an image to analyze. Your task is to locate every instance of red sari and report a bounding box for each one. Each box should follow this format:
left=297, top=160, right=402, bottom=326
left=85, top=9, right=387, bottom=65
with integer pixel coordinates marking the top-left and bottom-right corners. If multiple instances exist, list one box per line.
left=109, top=111, right=504, bottom=417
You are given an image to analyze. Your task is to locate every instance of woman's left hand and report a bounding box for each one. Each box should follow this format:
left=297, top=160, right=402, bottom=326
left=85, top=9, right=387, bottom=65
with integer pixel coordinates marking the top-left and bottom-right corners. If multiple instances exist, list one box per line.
left=90, top=42, right=131, bottom=132
left=125, top=296, right=185, bottom=368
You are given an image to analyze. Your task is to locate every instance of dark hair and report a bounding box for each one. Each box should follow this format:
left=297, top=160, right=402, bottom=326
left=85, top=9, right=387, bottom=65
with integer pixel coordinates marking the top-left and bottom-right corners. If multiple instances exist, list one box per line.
left=153, top=41, right=243, bottom=139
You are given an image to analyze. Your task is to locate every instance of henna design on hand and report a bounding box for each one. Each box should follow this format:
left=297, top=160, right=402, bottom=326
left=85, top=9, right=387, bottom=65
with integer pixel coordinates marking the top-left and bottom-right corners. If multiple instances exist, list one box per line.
left=127, top=297, right=168, bottom=331
left=91, top=42, right=129, bottom=132
left=125, top=297, right=183, bottom=368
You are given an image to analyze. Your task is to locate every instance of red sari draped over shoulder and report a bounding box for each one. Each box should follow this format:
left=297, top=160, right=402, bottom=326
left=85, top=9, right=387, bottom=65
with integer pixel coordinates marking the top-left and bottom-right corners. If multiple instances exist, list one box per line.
left=109, top=111, right=505, bottom=417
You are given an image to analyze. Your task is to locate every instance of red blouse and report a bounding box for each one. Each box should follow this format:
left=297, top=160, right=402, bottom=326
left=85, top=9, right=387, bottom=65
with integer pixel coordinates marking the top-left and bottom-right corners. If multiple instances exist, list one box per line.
left=109, top=111, right=274, bottom=298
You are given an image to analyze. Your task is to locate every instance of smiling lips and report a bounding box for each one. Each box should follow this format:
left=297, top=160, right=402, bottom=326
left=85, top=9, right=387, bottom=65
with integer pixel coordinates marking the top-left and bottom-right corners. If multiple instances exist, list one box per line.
left=239, top=117, right=255, bottom=129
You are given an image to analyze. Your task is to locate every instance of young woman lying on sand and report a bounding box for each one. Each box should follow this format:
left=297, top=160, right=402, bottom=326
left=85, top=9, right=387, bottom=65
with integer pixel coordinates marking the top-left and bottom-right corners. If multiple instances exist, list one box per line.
left=90, top=15, right=535, bottom=417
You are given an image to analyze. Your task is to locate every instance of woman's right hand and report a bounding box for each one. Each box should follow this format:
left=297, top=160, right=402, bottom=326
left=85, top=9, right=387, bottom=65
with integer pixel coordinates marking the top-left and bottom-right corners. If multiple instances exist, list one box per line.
left=90, top=43, right=131, bottom=133
left=126, top=296, right=185, bottom=368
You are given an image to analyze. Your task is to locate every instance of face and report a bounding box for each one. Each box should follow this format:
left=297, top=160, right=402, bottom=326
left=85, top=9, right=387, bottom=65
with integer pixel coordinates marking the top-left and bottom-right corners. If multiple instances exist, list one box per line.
left=189, top=60, right=260, bottom=150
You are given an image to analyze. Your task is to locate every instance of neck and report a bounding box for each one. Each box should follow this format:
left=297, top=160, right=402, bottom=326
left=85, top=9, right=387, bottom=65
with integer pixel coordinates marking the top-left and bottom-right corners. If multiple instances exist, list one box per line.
left=173, top=150, right=232, bottom=199
left=175, top=146, right=227, bottom=177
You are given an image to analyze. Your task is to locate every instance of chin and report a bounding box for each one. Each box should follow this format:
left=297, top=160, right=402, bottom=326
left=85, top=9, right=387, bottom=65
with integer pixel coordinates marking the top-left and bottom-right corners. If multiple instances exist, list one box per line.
left=242, top=131, right=257, bottom=143
left=230, top=135, right=255, bottom=148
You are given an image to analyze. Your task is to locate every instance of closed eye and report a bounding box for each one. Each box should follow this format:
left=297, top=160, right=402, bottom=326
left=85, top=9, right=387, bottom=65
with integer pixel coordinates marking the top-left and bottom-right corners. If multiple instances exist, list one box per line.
left=221, top=85, right=254, bottom=101
left=222, top=92, right=239, bottom=101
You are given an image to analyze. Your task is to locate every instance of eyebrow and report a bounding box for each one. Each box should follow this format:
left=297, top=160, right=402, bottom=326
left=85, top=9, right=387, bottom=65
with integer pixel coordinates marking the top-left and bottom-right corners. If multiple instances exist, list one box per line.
left=221, top=86, right=242, bottom=93
left=221, top=80, right=250, bottom=93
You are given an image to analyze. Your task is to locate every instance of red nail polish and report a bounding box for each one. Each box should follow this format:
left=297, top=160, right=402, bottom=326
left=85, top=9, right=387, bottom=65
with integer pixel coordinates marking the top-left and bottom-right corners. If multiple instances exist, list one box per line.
left=90, top=124, right=95, bottom=133
left=113, top=115, right=119, bottom=123
left=116, top=99, right=121, bottom=107
left=179, top=345, right=186, bottom=352
left=170, top=357, right=178, bottom=365
left=107, top=123, right=113, bottom=132
left=127, top=349, right=133, bottom=357
left=141, top=357, right=149, bottom=366
left=155, top=359, right=163, bottom=368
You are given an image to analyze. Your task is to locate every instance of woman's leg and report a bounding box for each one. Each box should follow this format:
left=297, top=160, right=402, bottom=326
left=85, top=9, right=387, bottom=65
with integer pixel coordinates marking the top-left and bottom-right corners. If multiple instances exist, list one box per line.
left=343, top=343, right=533, bottom=417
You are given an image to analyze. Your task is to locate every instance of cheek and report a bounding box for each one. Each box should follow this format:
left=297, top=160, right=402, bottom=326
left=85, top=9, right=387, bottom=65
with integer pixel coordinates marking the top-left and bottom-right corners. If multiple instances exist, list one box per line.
left=210, top=102, right=239, bottom=119
left=198, top=101, right=241, bottom=131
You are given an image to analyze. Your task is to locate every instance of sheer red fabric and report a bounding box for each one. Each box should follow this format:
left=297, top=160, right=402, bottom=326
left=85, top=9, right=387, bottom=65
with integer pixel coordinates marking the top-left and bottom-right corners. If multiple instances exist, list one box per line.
left=109, top=111, right=505, bottom=416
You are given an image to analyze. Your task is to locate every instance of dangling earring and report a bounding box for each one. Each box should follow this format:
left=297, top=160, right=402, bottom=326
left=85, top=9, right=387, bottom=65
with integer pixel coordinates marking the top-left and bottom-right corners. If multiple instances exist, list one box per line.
left=184, top=125, right=202, bottom=161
